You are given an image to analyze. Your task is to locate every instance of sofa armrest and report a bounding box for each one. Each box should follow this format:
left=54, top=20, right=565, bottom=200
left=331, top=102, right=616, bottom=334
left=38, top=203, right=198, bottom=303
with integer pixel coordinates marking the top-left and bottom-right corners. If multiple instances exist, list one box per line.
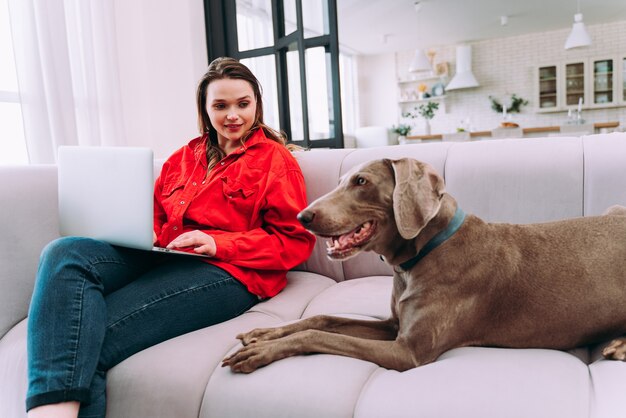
left=0, top=165, right=60, bottom=339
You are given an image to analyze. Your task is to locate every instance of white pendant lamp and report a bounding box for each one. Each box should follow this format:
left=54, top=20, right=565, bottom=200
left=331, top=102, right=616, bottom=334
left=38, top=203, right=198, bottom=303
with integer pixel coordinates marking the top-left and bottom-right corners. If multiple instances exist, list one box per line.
left=408, top=1, right=432, bottom=73
left=564, top=1, right=591, bottom=50
left=409, top=49, right=432, bottom=72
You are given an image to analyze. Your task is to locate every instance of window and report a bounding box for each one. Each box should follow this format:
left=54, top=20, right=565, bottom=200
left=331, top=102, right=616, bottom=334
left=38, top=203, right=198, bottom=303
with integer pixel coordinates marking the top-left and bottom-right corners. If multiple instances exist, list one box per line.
left=204, top=0, right=343, bottom=148
left=0, top=0, right=28, bottom=164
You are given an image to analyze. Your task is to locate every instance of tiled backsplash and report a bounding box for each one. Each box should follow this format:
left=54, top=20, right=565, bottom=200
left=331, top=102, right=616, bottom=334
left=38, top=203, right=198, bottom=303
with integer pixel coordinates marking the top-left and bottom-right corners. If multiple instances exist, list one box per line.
left=390, top=20, right=626, bottom=135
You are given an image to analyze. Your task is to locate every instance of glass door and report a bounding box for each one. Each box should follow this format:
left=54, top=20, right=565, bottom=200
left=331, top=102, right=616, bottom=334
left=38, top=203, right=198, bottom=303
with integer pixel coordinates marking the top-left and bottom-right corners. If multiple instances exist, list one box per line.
left=538, top=65, right=558, bottom=110
left=565, top=62, right=585, bottom=107
left=592, top=58, right=614, bottom=105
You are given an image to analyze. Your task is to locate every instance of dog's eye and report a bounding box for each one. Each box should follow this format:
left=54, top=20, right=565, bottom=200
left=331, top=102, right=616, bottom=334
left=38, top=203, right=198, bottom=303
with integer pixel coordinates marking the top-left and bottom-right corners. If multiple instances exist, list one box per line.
left=355, top=176, right=367, bottom=186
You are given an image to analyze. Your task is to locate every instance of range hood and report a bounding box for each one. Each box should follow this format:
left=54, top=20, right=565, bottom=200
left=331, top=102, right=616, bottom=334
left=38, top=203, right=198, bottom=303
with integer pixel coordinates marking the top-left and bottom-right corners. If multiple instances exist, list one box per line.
left=446, top=45, right=479, bottom=90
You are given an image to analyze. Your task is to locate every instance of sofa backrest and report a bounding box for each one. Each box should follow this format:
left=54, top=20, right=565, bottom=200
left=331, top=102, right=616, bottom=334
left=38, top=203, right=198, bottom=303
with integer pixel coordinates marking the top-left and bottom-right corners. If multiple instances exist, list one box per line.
left=294, top=133, right=626, bottom=282
left=2, top=133, right=625, bottom=339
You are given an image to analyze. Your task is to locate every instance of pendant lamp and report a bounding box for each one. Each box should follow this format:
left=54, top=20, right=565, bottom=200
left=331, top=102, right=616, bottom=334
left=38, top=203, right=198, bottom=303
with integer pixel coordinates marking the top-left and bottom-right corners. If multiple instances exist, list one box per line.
left=409, top=49, right=432, bottom=72
left=564, top=1, right=591, bottom=50
left=408, top=1, right=432, bottom=73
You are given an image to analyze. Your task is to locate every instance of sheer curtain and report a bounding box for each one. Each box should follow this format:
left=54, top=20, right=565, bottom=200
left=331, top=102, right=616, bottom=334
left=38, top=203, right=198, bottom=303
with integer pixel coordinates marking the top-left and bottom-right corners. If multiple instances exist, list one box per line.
left=8, top=0, right=126, bottom=163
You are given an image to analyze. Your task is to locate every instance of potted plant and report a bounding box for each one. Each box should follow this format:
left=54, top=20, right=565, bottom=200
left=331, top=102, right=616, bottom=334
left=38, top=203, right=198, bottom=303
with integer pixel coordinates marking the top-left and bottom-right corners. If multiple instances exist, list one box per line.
left=417, top=101, right=439, bottom=135
left=391, top=124, right=412, bottom=143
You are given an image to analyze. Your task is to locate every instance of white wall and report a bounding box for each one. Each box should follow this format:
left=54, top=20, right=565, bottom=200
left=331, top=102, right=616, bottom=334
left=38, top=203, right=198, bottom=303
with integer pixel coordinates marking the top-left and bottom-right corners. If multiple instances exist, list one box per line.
left=356, top=53, right=397, bottom=128
left=113, top=0, right=208, bottom=159
left=359, top=19, right=626, bottom=136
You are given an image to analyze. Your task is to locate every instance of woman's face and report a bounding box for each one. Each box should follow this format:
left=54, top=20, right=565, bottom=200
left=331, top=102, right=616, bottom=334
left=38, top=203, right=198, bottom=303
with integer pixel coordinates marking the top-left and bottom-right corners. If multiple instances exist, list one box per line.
left=206, top=78, right=257, bottom=153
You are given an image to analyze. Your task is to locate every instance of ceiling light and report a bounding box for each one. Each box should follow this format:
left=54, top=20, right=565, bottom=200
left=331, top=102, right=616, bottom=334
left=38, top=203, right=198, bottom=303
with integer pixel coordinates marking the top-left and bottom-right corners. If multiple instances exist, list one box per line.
left=565, top=1, right=591, bottom=50
left=409, top=49, right=432, bottom=72
left=408, top=1, right=432, bottom=73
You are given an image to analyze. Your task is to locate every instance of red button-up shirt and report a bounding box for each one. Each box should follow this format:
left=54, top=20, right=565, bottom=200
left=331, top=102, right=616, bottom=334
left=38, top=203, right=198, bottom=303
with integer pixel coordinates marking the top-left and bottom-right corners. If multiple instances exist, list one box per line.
left=154, top=128, right=315, bottom=298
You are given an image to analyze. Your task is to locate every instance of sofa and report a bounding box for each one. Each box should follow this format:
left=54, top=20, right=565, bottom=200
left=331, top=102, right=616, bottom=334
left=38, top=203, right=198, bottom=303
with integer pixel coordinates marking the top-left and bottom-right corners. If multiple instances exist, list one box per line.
left=1, top=133, right=626, bottom=418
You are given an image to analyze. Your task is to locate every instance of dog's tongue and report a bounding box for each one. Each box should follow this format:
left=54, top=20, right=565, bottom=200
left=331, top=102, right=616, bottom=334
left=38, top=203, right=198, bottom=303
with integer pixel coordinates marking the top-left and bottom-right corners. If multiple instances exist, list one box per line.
left=336, top=222, right=372, bottom=249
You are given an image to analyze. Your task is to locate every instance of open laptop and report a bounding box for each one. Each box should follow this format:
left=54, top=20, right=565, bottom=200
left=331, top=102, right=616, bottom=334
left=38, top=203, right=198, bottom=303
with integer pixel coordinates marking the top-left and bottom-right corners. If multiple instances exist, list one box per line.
left=57, top=146, right=209, bottom=257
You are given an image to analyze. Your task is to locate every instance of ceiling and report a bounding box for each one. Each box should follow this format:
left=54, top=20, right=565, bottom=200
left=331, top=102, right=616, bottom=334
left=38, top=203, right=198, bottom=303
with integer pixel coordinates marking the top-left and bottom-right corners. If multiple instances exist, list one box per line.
left=337, top=0, right=626, bottom=55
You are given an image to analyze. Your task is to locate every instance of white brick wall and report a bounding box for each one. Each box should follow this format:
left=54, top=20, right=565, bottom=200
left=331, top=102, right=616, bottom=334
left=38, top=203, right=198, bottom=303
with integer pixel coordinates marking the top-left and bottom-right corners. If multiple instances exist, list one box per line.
left=359, top=19, right=626, bottom=136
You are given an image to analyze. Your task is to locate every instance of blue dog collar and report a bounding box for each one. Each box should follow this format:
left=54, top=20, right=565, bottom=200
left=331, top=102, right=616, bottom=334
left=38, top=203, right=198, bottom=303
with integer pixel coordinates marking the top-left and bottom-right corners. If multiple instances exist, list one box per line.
left=398, top=207, right=466, bottom=271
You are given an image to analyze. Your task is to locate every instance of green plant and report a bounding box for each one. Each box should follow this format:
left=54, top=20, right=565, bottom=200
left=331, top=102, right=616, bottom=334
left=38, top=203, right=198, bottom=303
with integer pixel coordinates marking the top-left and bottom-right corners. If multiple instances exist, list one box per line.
left=489, top=94, right=528, bottom=113
left=417, top=101, right=439, bottom=120
left=392, top=124, right=412, bottom=136
left=402, top=101, right=440, bottom=121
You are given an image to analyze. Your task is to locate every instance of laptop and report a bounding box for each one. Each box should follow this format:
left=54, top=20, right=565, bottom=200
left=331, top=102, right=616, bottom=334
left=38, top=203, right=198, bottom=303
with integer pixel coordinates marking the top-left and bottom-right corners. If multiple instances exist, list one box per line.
left=57, top=146, right=209, bottom=257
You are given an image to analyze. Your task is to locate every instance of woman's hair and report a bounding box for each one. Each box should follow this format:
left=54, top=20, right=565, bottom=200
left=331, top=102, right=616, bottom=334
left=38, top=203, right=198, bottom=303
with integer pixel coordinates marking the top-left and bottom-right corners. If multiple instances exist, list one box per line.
left=196, top=57, right=292, bottom=170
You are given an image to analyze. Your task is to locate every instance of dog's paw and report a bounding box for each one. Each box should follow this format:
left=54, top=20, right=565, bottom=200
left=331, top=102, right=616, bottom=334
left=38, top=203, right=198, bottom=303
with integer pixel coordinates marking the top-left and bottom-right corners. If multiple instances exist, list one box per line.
left=602, top=338, right=626, bottom=361
left=236, top=327, right=284, bottom=346
left=222, top=341, right=277, bottom=373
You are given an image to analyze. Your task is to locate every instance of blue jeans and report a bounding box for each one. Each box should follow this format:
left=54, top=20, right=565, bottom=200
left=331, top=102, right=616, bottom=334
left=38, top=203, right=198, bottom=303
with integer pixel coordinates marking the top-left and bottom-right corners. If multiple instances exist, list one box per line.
left=26, top=237, right=258, bottom=417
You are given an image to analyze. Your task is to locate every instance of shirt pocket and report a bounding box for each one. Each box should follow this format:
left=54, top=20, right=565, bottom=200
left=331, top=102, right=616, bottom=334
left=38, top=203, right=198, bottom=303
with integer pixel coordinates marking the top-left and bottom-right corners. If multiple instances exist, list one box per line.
left=160, top=179, right=186, bottom=215
left=221, top=179, right=257, bottom=230
left=162, top=180, right=185, bottom=197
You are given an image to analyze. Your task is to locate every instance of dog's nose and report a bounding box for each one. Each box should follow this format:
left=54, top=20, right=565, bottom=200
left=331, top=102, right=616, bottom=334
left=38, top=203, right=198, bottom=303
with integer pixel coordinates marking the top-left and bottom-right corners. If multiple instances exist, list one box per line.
left=297, top=209, right=315, bottom=227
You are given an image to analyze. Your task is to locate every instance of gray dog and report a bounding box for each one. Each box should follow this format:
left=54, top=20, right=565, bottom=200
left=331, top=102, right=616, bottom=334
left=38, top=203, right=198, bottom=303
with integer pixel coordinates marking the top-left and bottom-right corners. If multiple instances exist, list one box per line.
left=223, top=158, right=626, bottom=373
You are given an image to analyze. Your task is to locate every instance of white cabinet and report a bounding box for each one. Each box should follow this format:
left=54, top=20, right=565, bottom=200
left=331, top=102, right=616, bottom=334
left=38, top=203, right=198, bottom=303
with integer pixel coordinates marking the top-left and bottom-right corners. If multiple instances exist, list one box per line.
left=564, top=61, right=586, bottom=108
left=537, top=64, right=559, bottom=111
left=536, top=57, right=626, bottom=112
left=589, top=57, right=617, bottom=108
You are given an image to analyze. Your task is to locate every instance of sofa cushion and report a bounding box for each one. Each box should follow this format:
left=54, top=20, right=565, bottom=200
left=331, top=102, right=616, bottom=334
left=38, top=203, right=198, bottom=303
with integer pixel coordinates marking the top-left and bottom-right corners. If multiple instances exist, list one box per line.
left=302, top=276, right=392, bottom=320
left=355, top=347, right=590, bottom=418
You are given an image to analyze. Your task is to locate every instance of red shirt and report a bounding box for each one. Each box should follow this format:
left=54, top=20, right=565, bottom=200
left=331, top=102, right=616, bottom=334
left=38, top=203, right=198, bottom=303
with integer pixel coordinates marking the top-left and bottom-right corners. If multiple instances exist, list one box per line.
left=153, top=129, right=315, bottom=298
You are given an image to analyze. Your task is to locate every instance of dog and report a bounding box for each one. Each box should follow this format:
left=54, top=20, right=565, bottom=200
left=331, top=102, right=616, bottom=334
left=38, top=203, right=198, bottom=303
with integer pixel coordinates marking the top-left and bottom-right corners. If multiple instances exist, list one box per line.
left=223, top=158, right=626, bottom=373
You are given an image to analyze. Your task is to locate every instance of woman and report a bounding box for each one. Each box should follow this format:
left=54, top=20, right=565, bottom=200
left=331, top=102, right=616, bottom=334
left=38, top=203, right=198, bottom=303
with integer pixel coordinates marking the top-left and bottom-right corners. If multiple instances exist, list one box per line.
left=27, top=57, right=315, bottom=418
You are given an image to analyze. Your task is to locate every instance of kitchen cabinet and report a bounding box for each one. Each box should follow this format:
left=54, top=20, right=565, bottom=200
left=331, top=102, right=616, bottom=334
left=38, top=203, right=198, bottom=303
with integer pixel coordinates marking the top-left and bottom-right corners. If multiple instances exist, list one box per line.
left=564, top=61, right=585, bottom=107
left=536, top=57, right=626, bottom=112
left=589, top=58, right=617, bottom=108
left=537, top=65, right=559, bottom=111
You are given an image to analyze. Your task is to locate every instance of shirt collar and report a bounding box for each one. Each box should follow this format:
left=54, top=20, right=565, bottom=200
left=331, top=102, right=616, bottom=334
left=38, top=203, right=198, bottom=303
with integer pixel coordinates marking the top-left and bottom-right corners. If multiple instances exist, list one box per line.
left=188, top=128, right=268, bottom=164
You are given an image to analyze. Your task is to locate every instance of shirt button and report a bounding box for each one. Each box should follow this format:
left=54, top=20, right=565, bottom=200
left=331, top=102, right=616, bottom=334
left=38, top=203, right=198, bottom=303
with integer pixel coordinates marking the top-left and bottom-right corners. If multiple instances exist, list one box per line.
left=192, top=182, right=197, bottom=186
left=220, top=162, right=225, bottom=166
left=173, top=226, right=178, bottom=231
left=202, top=181, right=206, bottom=184
left=180, top=200, right=185, bottom=205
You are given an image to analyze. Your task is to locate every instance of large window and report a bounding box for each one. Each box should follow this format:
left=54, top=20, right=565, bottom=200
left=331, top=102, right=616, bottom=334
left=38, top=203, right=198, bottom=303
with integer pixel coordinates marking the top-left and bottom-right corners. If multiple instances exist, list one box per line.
left=0, top=0, right=28, bottom=164
left=204, top=0, right=343, bottom=148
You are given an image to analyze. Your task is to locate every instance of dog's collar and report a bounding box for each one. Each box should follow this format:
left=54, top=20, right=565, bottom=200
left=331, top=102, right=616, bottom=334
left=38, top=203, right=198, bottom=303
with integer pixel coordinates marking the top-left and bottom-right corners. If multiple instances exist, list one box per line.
left=398, top=206, right=466, bottom=271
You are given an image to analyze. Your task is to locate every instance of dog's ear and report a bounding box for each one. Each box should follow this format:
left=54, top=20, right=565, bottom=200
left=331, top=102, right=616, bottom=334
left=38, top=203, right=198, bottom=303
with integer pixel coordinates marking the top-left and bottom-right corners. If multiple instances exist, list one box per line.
left=391, top=159, right=445, bottom=239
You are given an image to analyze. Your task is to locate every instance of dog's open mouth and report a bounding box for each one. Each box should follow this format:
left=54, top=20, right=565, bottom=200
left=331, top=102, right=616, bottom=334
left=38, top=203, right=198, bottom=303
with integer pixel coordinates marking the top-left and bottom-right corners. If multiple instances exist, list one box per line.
left=324, top=221, right=376, bottom=259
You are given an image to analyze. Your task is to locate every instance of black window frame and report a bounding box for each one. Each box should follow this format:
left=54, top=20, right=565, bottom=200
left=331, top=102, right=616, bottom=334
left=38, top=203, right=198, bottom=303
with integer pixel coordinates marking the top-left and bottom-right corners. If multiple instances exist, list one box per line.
left=203, top=0, right=344, bottom=148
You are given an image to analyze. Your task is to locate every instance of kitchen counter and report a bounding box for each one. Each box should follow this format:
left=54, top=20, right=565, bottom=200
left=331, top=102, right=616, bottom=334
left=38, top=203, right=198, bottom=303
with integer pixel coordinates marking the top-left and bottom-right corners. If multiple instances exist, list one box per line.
left=406, top=121, right=620, bottom=141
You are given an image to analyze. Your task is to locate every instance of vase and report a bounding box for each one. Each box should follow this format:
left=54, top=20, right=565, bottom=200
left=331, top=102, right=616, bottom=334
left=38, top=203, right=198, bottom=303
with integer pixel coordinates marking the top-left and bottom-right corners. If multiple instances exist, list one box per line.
left=424, top=119, right=431, bottom=135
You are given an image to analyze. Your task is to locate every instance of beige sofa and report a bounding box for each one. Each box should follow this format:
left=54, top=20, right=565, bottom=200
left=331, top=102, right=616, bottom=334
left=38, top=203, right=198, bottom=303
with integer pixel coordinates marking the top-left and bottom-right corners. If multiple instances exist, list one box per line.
left=2, top=133, right=626, bottom=417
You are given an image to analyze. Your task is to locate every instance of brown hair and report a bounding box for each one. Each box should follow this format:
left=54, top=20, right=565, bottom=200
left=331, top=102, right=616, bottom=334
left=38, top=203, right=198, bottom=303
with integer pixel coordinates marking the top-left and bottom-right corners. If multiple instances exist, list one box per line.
left=196, top=57, right=292, bottom=170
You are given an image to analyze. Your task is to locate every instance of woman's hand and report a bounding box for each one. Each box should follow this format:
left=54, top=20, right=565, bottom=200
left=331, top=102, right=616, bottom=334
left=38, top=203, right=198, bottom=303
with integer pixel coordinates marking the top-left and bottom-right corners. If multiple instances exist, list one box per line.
left=166, top=230, right=217, bottom=256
